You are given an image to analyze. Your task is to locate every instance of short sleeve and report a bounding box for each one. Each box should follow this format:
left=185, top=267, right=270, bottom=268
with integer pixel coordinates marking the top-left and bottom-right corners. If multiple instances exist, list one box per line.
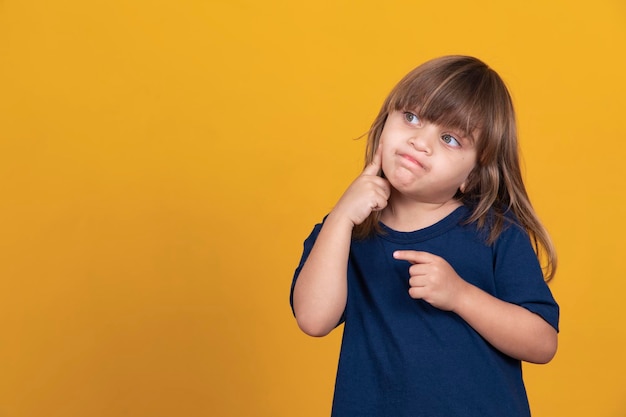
left=493, top=224, right=560, bottom=332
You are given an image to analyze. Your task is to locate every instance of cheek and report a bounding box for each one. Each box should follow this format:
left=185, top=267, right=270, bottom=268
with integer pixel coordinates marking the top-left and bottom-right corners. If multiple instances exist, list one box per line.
left=461, top=153, right=478, bottom=175
left=463, top=164, right=477, bottom=181
left=378, top=140, right=387, bottom=165
left=380, top=138, right=391, bottom=172
left=460, top=163, right=478, bottom=186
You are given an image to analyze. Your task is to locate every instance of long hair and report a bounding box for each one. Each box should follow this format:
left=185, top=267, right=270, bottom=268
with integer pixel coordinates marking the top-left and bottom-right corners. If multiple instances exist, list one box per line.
left=354, top=55, right=557, bottom=281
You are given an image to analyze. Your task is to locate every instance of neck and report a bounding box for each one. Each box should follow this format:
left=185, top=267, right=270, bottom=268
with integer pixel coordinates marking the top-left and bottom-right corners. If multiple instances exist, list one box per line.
left=380, top=190, right=462, bottom=232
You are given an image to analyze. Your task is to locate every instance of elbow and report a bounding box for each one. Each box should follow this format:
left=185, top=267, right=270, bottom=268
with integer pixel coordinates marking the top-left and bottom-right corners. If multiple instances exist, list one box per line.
left=528, top=330, right=558, bottom=364
left=534, top=341, right=558, bottom=365
left=299, top=325, right=333, bottom=338
left=294, top=313, right=335, bottom=337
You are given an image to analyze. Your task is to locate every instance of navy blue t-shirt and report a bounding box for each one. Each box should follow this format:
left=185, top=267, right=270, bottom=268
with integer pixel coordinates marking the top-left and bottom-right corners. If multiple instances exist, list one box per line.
left=291, top=206, right=559, bottom=417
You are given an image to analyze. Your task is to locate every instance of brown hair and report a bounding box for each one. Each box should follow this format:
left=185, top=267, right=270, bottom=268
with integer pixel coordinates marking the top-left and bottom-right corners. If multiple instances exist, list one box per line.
left=354, top=55, right=557, bottom=281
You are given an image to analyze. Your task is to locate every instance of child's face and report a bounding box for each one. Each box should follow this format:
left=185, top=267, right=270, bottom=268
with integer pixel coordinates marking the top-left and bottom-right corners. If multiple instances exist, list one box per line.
left=379, top=110, right=477, bottom=204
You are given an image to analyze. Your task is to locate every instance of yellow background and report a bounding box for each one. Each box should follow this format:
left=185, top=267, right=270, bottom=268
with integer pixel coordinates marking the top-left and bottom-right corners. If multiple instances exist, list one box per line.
left=1, top=0, right=625, bottom=416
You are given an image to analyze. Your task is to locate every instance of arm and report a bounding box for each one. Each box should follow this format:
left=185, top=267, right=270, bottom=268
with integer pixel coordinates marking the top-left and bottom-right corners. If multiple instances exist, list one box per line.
left=293, top=146, right=390, bottom=337
left=453, top=283, right=557, bottom=364
left=292, top=213, right=353, bottom=337
left=393, top=250, right=558, bottom=364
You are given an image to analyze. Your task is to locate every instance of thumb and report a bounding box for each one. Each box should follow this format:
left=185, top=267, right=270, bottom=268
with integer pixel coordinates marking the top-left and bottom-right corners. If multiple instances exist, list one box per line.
left=362, top=143, right=383, bottom=176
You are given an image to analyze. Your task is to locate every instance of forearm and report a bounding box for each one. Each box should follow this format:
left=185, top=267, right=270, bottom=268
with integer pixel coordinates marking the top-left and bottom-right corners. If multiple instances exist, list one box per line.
left=292, top=213, right=353, bottom=337
left=453, top=283, right=558, bottom=364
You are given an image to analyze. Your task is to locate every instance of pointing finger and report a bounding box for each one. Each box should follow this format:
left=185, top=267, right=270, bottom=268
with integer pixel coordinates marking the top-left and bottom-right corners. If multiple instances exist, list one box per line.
left=362, top=143, right=383, bottom=176
left=393, top=250, right=434, bottom=265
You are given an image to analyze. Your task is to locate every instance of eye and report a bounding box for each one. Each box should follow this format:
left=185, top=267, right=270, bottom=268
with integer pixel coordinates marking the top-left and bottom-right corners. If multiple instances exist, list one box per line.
left=441, top=133, right=461, bottom=147
left=403, top=112, right=421, bottom=125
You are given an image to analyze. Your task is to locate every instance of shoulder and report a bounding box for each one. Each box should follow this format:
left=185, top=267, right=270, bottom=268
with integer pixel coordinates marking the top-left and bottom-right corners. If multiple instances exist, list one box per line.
left=464, top=202, right=529, bottom=244
left=493, top=211, right=532, bottom=247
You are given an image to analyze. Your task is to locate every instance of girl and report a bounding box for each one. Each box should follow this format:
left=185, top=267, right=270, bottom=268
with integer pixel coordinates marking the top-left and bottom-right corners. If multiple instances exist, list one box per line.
left=290, top=55, right=559, bottom=417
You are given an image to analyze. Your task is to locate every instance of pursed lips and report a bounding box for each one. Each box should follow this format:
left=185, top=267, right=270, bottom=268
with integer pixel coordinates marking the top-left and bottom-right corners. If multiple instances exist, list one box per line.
left=399, top=152, right=426, bottom=170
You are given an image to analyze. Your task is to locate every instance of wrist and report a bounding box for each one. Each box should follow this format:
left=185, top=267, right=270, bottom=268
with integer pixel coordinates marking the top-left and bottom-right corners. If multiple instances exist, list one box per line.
left=451, top=280, right=476, bottom=315
left=326, top=210, right=357, bottom=230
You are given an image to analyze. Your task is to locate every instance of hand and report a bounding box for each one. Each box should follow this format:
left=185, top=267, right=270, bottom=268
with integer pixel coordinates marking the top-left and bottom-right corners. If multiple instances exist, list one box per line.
left=330, top=144, right=390, bottom=227
left=393, top=250, right=470, bottom=311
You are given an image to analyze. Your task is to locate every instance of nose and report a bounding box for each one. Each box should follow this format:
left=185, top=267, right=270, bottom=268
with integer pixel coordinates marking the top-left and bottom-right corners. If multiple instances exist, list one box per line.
left=408, top=131, right=433, bottom=154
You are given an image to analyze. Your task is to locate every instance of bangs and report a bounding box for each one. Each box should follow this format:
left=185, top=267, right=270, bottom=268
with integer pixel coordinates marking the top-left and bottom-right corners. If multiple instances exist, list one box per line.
left=384, top=56, right=507, bottom=143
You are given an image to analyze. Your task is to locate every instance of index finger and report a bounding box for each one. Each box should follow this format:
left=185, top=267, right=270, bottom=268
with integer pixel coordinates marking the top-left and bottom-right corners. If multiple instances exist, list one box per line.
left=393, top=250, right=434, bottom=264
left=362, top=143, right=383, bottom=176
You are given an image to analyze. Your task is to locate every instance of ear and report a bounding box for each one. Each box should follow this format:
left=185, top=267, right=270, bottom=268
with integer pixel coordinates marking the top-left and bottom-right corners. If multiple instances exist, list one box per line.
left=459, top=181, right=467, bottom=193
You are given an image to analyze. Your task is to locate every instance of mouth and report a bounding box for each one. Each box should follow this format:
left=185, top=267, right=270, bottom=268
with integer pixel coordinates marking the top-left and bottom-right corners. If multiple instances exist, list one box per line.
left=399, top=153, right=425, bottom=170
